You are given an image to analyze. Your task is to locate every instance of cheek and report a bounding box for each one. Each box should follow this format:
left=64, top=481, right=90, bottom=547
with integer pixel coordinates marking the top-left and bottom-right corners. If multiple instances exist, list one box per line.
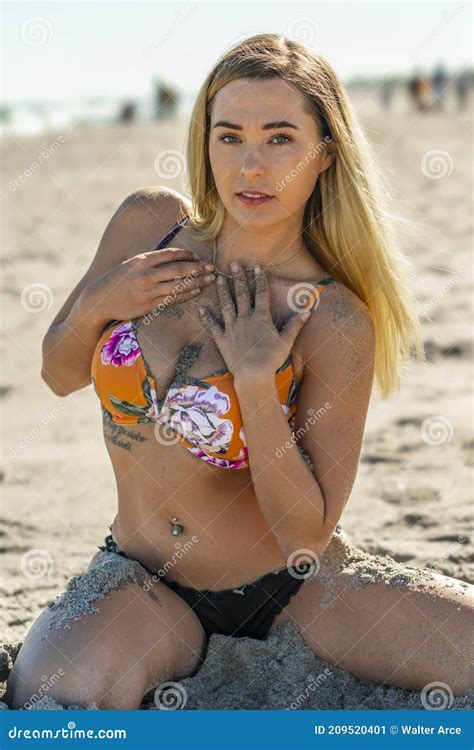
left=275, top=148, right=318, bottom=202
left=209, top=144, right=237, bottom=175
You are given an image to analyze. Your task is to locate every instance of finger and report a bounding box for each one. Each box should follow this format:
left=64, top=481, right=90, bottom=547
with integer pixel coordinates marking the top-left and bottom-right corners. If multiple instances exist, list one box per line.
left=230, top=262, right=252, bottom=316
left=141, top=247, right=202, bottom=264
left=146, top=260, right=214, bottom=284
left=253, top=266, right=272, bottom=317
left=279, top=309, right=312, bottom=347
left=153, top=272, right=215, bottom=298
left=215, top=274, right=237, bottom=326
left=198, top=305, right=223, bottom=340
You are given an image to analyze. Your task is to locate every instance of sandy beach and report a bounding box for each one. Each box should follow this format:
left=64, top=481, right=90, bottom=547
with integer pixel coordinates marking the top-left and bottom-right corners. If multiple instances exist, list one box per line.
left=1, top=92, right=473, bottom=710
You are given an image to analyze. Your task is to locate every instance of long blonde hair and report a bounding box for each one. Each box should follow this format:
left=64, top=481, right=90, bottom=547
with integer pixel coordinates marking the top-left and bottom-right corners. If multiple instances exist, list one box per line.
left=183, top=33, right=424, bottom=399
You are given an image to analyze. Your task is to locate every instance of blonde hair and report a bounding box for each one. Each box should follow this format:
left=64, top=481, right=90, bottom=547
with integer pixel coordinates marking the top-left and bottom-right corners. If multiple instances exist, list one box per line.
left=183, top=33, right=425, bottom=399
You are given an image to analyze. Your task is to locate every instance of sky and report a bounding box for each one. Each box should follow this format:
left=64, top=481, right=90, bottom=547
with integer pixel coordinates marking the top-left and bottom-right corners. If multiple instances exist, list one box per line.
left=2, top=1, right=472, bottom=104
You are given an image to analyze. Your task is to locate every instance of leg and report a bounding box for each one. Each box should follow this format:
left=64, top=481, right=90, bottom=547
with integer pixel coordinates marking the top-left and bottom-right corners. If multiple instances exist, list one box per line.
left=5, top=550, right=207, bottom=709
left=272, top=531, right=474, bottom=697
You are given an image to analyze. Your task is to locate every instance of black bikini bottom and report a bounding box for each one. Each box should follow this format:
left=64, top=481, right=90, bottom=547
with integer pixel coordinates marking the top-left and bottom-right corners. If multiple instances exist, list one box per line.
left=98, top=529, right=313, bottom=641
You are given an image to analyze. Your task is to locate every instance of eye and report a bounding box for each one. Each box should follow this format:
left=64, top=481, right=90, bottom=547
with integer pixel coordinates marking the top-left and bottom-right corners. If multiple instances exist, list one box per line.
left=218, top=133, right=293, bottom=145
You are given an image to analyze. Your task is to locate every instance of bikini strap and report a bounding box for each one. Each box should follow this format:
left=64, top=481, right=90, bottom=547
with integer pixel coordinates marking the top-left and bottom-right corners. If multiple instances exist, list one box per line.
left=154, top=214, right=191, bottom=251
left=316, top=275, right=335, bottom=286
left=300, top=275, right=334, bottom=314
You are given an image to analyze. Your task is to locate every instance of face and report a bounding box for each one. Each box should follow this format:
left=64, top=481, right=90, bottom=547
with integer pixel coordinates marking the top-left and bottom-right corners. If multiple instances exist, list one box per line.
left=208, top=77, right=335, bottom=229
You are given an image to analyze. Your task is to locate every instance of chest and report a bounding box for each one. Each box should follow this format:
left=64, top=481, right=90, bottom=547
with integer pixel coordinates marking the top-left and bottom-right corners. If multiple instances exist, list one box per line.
left=133, top=274, right=305, bottom=403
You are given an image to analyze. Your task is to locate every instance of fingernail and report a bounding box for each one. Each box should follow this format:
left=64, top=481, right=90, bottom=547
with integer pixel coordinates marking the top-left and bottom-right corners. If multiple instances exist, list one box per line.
left=254, top=264, right=261, bottom=275
left=231, top=261, right=240, bottom=272
left=301, top=310, right=311, bottom=319
left=205, top=263, right=214, bottom=272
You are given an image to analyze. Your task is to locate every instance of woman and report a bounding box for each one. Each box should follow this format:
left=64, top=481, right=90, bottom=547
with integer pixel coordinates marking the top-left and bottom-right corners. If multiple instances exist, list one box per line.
left=7, top=34, right=473, bottom=710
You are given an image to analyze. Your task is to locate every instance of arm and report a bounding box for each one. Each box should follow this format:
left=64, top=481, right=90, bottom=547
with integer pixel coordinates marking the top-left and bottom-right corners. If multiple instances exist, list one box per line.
left=234, top=287, right=376, bottom=561
left=41, top=284, right=115, bottom=397
left=41, top=188, right=190, bottom=397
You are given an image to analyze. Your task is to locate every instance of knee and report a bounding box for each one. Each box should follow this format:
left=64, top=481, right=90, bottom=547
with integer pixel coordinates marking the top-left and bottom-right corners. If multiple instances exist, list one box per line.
left=86, top=549, right=107, bottom=572
left=5, top=641, right=148, bottom=710
left=5, top=646, right=74, bottom=710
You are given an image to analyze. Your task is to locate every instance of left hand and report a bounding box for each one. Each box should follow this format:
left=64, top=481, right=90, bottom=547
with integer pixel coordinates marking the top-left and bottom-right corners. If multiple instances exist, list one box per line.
left=198, top=262, right=313, bottom=381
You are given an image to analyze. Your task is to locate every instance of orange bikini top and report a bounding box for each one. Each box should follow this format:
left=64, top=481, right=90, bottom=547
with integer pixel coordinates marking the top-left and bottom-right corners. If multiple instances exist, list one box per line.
left=91, top=216, right=335, bottom=470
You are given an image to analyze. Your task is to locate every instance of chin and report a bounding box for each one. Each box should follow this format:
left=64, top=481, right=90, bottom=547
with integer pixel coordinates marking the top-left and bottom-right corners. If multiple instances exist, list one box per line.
left=231, top=198, right=283, bottom=222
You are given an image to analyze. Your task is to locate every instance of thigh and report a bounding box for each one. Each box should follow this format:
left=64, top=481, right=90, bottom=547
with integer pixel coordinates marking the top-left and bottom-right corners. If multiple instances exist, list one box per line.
left=6, top=550, right=207, bottom=709
left=272, top=532, right=474, bottom=695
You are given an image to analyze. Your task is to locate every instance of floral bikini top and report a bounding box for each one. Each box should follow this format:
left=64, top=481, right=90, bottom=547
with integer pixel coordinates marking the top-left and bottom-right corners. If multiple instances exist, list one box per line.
left=91, top=215, right=335, bottom=470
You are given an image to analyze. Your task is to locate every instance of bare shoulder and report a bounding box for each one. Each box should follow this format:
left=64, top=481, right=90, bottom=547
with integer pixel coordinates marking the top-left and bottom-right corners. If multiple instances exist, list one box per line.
left=302, top=279, right=376, bottom=369
left=117, top=186, right=192, bottom=261
left=121, top=185, right=191, bottom=217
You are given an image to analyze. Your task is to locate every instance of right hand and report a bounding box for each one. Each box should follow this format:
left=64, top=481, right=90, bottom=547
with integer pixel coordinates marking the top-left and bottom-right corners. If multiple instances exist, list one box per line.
left=90, top=247, right=216, bottom=321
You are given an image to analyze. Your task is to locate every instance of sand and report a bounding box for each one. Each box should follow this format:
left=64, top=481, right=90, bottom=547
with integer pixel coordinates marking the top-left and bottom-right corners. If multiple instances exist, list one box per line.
left=1, top=541, right=473, bottom=710
left=1, top=89, right=473, bottom=710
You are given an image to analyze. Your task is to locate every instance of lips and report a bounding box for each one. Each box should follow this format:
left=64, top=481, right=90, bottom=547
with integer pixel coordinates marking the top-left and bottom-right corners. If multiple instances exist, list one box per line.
left=237, top=193, right=274, bottom=206
left=236, top=190, right=273, bottom=198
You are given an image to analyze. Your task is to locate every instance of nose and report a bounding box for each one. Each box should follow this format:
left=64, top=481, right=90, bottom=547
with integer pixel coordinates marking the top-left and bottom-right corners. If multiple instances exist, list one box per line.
left=240, top=145, right=265, bottom=177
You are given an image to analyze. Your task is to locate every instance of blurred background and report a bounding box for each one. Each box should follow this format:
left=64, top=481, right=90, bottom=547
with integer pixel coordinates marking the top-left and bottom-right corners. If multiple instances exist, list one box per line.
left=1, top=3, right=473, bottom=646
left=1, top=2, right=472, bottom=135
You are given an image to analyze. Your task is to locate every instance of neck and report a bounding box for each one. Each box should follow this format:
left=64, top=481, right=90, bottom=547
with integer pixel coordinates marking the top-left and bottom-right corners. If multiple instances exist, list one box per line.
left=213, top=213, right=311, bottom=274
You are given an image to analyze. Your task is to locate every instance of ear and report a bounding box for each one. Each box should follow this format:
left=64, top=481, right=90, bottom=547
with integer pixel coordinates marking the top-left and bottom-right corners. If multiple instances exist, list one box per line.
left=319, top=140, right=337, bottom=173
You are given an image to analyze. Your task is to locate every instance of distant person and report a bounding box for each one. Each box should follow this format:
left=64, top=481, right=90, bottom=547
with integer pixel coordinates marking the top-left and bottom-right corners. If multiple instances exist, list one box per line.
left=153, top=80, right=179, bottom=119
left=432, top=64, right=448, bottom=109
left=408, top=71, right=431, bottom=112
left=118, top=102, right=136, bottom=123
left=381, top=80, right=394, bottom=109
left=455, top=69, right=470, bottom=111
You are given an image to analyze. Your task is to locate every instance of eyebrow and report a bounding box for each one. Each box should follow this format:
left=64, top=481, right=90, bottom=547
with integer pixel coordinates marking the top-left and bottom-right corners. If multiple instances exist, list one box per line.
left=212, top=120, right=300, bottom=131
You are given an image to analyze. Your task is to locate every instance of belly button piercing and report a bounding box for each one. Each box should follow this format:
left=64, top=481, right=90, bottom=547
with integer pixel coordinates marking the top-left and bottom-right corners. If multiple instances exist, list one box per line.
left=169, top=516, right=184, bottom=536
